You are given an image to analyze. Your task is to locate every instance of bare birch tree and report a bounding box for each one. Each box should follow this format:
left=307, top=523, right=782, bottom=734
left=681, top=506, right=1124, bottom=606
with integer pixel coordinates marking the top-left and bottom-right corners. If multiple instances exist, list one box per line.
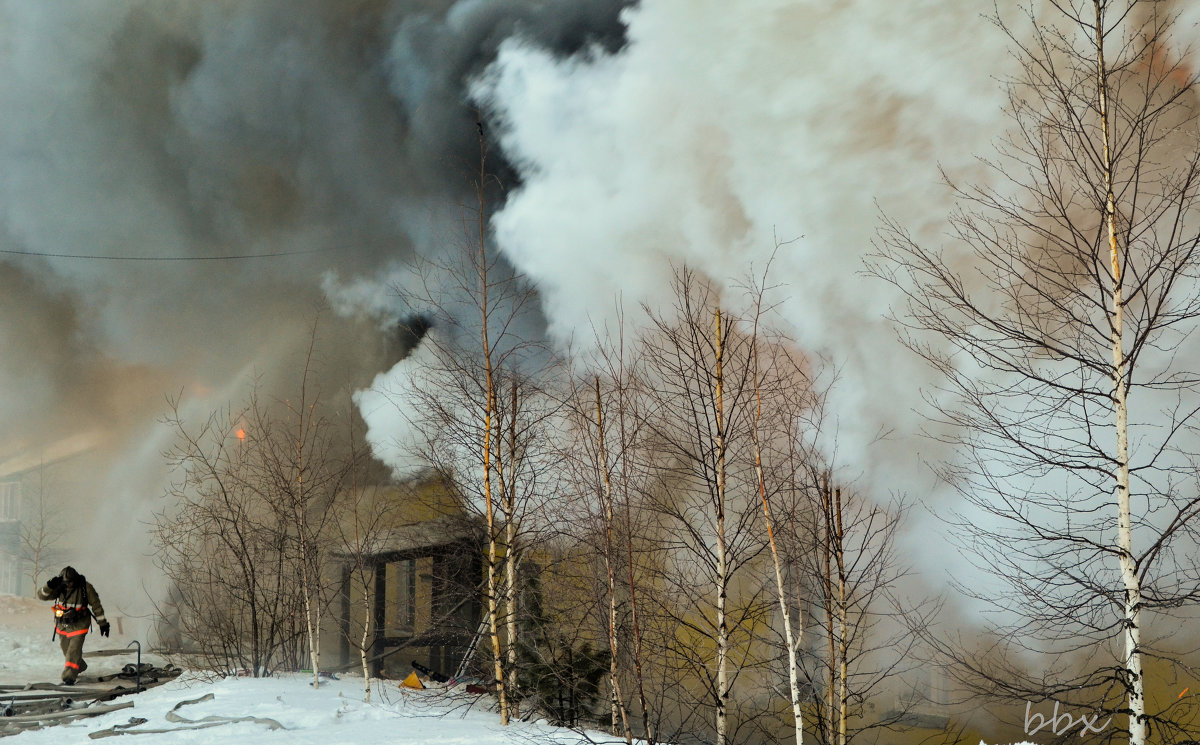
left=369, top=119, right=560, bottom=725
left=569, top=310, right=662, bottom=744
left=740, top=266, right=816, bottom=745
left=579, top=373, right=635, bottom=743
left=795, top=473, right=924, bottom=745
left=559, top=320, right=658, bottom=743
left=333, top=480, right=399, bottom=703
left=243, top=317, right=354, bottom=689
left=636, top=265, right=781, bottom=745
left=873, top=3, right=1200, bottom=742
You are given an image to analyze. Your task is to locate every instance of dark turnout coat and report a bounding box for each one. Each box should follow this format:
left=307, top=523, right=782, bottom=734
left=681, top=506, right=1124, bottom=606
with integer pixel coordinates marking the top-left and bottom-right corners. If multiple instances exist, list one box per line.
left=37, top=578, right=107, bottom=638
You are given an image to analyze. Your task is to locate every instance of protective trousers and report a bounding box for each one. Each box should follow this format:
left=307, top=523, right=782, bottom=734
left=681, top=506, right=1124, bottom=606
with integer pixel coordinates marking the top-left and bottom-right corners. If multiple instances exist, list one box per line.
left=58, top=632, right=88, bottom=683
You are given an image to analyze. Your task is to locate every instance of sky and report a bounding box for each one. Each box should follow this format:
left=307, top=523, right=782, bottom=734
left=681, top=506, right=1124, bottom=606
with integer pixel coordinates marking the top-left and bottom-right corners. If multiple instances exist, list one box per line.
left=3, top=0, right=1200, bottom=626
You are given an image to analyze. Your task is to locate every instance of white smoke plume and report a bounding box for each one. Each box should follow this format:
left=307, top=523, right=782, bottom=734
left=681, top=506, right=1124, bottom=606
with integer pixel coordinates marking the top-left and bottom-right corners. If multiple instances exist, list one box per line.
left=467, top=1, right=1017, bottom=579
left=468, top=0, right=1200, bottom=590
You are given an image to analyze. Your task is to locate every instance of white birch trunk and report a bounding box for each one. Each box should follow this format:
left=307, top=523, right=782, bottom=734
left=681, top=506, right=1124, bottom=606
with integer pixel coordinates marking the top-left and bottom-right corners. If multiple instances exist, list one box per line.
left=301, top=558, right=319, bottom=688
left=834, top=489, right=847, bottom=745
left=504, top=380, right=520, bottom=717
left=504, top=514, right=518, bottom=717
left=361, top=571, right=372, bottom=702
left=713, top=308, right=729, bottom=745
left=750, top=375, right=804, bottom=745
left=822, top=476, right=836, bottom=745
left=484, top=394, right=508, bottom=724
left=1092, top=5, right=1146, bottom=744
left=597, top=378, right=633, bottom=743
left=475, top=124, right=508, bottom=726
left=296, top=446, right=319, bottom=689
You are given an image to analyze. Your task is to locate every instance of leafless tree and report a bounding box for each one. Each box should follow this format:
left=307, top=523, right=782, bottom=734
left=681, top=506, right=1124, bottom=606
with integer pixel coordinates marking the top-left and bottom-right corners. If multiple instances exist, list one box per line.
left=154, top=322, right=358, bottom=678
left=154, top=393, right=304, bottom=676
left=738, top=282, right=926, bottom=745
left=558, top=314, right=660, bottom=743
left=793, top=473, right=928, bottom=745
left=564, top=374, right=636, bottom=742
left=634, top=265, right=782, bottom=745
left=20, top=460, right=64, bottom=592
left=369, top=119, right=560, bottom=724
left=872, top=3, right=1200, bottom=742
left=332, top=480, right=398, bottom=702
left=740, top=263, right=815, bottom=745
left=240, top=319, right=356, bottom=689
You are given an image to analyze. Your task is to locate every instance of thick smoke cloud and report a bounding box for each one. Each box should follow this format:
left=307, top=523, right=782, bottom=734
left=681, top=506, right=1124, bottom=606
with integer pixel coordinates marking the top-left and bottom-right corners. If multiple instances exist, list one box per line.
left=6, top=0, right=1196, bottom=635
left=467, top=0, right=1200, bottom=606
left=472, top=0, right=1012, bottom=513
left=0, top=0, right=627, bottom=625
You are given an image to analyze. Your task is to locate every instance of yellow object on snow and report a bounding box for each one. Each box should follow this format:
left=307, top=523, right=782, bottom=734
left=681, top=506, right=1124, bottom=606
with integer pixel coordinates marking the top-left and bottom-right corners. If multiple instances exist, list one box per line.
left=400, top=671, right=425, bottom=690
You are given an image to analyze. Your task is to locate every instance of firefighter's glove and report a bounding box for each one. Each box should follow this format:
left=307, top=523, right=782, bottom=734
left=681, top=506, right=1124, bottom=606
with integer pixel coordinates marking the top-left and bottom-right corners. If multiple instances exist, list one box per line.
left=99, top=622, right=110, bottom=637
left=46, top=576, right=63, bottom=593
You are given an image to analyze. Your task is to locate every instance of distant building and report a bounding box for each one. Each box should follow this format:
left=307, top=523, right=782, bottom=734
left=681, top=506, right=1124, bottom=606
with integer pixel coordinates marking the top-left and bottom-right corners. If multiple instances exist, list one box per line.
left=0, top=432, right=102, bottom=596
left=0, top=479, right=19, bottom=595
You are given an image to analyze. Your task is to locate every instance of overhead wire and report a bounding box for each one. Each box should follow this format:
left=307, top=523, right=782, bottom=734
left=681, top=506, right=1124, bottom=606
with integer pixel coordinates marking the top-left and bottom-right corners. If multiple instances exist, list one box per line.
left=0, top=247, right=326, bottom=261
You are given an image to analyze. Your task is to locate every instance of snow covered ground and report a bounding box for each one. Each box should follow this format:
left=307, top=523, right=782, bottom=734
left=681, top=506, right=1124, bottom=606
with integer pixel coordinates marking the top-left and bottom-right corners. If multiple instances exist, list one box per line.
left=0, top=595, right=1029, bottom=744
left=6, top=673, right=624, bottom=744
left=0, top=594, right=626, bottom=744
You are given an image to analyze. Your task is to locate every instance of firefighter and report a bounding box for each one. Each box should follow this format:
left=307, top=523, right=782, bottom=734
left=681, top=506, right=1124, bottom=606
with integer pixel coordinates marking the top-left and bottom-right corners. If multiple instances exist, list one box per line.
left=37, top=566, right=110, bottom=685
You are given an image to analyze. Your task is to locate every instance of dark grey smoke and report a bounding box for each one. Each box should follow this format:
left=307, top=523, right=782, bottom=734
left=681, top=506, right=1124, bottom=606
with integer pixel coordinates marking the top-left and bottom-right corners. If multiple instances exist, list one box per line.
left=395, top=314, right=434, bottom=358
left=0, top=0, right=630, bottom=431
left=0, top=0, right=628, bottom=618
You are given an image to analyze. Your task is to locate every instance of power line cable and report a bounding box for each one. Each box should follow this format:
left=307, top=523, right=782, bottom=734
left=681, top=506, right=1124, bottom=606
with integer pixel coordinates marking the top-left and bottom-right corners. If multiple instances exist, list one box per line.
left=0, top=247, right=326, bottom=261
